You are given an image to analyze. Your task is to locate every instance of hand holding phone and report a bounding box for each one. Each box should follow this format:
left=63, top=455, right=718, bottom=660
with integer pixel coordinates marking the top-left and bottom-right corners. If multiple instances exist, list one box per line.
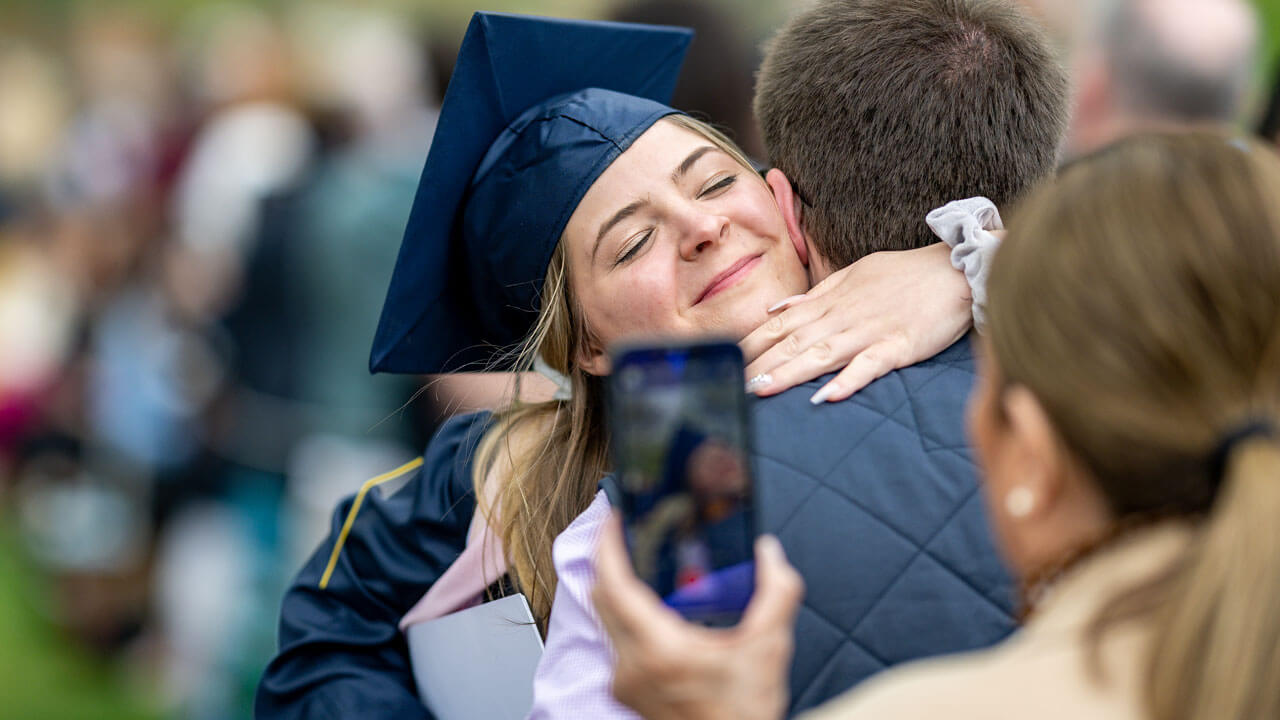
left=607, top=339, right=756, bottom=626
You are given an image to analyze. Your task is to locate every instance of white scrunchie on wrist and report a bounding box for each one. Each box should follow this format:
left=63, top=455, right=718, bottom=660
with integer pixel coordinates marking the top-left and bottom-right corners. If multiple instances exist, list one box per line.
left=925, top=196, right=1004, bottom=333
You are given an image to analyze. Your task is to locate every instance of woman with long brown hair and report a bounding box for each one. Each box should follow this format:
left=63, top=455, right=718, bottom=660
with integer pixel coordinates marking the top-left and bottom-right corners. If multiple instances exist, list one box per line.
left=595, top=130, right=1280, bottom=720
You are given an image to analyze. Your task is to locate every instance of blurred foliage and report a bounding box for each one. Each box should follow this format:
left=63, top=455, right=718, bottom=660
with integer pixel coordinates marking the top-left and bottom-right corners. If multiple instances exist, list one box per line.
left=0, top=529, right=158, bottom=720
left=1258, top=0, right=1280, bottom=77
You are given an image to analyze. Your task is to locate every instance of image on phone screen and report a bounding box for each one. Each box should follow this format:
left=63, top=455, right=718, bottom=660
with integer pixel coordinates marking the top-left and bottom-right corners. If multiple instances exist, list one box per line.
left=607, top=340, right=754, bottom=626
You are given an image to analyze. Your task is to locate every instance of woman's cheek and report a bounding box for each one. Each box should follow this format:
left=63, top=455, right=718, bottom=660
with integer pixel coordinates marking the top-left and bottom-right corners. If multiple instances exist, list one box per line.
left=742, top=187, right=789, bottom=238
left=596, top=273, right=679, bottom=336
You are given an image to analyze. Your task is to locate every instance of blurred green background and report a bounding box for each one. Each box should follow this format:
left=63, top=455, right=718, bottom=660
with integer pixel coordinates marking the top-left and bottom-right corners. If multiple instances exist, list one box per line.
left=0, top=0, right=788, bottom=43
left=5, top=0, right=1277, bottom=110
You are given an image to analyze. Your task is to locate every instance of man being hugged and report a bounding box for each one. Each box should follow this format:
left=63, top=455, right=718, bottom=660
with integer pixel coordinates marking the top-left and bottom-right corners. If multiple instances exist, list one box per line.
left=529, top=0, right=1068, bottom=715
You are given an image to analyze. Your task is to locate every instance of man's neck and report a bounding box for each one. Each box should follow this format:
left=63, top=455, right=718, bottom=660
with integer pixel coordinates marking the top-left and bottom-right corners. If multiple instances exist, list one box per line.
left=807, top=250, right=837, bottom=285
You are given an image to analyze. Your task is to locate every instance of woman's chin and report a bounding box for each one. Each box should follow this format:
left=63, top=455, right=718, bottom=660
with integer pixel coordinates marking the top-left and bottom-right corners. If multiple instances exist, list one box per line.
left=691, top=307, right=769, bottom=343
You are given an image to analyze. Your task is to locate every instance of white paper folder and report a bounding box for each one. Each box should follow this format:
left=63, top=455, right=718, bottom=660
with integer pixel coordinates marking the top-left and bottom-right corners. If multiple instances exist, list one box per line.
left=406, top=593, right=545, bottom=720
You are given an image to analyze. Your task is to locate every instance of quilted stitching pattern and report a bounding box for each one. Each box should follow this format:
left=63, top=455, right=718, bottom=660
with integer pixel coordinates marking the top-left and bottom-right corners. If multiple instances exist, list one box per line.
left=751, top=337, right=1016, bottom=715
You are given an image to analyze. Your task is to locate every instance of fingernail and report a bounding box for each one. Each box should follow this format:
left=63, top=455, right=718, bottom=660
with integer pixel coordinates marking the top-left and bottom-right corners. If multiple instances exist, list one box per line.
left=757, top=534, right=785, bottom=560
left=808, top=383, right=841, bottom=405
left=746, top=373, right=773, bottom=394
left=767, top=294, right=807, bottom=313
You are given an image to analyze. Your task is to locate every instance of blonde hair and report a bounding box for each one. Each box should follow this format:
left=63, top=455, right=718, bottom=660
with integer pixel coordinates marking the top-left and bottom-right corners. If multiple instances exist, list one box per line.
left=472, top=114, right=757, bottom=631
left=988, top=132, right=1280, bottom=720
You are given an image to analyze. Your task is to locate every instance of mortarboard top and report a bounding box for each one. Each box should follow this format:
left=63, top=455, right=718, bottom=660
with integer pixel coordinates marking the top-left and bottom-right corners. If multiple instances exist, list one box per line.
left=369, top=12, right=694, bottom=374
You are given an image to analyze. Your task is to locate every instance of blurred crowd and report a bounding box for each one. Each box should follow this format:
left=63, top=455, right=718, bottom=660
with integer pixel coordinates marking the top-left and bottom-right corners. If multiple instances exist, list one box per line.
left=1, top=4, right=448, bottom=718
left=0, top=2, right=766, bottom=718
left=0, top=0, right=1275, bottom=718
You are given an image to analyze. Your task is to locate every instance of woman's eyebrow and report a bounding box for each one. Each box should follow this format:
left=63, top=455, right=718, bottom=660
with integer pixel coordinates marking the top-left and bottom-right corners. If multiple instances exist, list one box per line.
left=672, top=146, right=717, bottom=184
left=591, top=145, right=720, bottom=261
left=594, top=199, right=646, bottom=260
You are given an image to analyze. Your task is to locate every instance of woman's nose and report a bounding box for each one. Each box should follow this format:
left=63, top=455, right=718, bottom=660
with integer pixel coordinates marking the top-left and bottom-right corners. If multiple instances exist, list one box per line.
left=678, top=210, right=730, bottom=260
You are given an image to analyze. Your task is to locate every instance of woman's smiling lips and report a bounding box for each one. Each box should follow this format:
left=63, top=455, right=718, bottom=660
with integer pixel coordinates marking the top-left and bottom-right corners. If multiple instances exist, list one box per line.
left=695, top=253, right=764, bottom=305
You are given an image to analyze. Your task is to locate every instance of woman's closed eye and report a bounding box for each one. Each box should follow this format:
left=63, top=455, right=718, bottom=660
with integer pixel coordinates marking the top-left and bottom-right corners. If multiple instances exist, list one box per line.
left=611, top=174, right=738, bottom=267
left=698, top=174, right=737, bottom=198
left=614, top=229, right=654, bottom=267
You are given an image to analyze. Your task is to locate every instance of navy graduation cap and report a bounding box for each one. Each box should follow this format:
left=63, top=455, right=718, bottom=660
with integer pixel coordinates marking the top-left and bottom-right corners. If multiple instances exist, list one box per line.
left=369, top=12, right=693, bottom=374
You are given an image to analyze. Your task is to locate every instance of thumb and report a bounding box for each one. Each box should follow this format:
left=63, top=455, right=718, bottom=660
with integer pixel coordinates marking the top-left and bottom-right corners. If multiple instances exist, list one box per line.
left=739, top=535, right=804, bottom=635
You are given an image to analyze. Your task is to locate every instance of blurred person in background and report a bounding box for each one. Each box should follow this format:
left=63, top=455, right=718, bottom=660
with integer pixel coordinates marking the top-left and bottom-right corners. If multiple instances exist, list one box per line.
left=167, top=3, right=310, bottom=327
left=0, top=4, right=439, bottom=718
left=0, top=7, right=190, bottom=719
left=1010, top=0, right=1089, bottom=50
left=1065, top=0, right=1259, bottom=157
left=9, top=0, right=179, bottom=674
left=132, top=7, right=310, bottom=717
left=610, top=0, right=764, bottom=159
left=153, top=6, right=448, bottom=718
left=0, top=39, right=77, bottom=489
left=596, top=130, right=1280, bottom=720
left=234, top=4, right=442, bottom=569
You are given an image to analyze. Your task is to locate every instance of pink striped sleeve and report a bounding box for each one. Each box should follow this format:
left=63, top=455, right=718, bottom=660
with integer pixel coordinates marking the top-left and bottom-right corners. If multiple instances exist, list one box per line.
left=527, top=491, right=638, bottom=720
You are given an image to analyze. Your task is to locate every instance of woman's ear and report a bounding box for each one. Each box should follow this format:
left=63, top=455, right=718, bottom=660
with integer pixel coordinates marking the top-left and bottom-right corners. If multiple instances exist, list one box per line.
left=1001, top=385, right=1066, bottom=517
left=575, top=339, right=611, bottom=376
left=765, top=168, right=809, bottom=267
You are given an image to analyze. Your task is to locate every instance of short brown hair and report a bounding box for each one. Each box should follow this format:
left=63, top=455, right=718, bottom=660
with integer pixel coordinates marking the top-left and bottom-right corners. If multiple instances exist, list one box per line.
left=755, top=0, right=1068, bottom=267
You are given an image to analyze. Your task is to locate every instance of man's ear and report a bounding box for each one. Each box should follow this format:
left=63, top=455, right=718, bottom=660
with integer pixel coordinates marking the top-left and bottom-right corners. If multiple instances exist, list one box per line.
left=765, top=168, right=809, bottom=267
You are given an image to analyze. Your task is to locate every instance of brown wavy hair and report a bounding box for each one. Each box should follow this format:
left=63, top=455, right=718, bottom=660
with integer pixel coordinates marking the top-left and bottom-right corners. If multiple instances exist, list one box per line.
left=989, top=131, right=1280, bottom=719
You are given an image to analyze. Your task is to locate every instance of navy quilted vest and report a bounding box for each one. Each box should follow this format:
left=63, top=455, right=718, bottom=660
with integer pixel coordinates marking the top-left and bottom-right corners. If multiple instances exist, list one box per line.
left=752, top=335, right=1016, bottom=714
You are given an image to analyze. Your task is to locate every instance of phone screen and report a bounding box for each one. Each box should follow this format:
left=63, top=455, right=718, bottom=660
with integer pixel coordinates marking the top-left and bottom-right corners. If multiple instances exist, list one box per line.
left=607, top=340, right=754, bottom=626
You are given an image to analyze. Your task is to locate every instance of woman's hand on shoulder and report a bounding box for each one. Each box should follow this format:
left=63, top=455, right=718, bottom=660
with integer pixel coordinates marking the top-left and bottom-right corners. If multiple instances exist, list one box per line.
left=740, top=242, right=971, bottom=403
left=592, top=513, right=802, bottom=720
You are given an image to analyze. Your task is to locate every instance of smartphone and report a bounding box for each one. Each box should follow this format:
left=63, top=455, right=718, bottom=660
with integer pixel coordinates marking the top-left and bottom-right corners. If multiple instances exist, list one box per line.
left=606, top=338, right=755, bottom=626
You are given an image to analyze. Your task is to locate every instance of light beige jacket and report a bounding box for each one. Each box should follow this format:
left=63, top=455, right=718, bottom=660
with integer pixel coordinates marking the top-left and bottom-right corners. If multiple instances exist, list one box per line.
left=800, top=524, right=1190, bottom=720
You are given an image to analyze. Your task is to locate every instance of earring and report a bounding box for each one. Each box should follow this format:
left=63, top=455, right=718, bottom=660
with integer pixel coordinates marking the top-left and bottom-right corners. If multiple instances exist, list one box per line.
left=1004, top=486, right=1036, bottom=519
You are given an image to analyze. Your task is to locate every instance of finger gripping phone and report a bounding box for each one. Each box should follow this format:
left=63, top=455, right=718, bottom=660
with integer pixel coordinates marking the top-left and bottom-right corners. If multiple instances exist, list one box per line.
left=606, top=338, right=756, bottom=626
